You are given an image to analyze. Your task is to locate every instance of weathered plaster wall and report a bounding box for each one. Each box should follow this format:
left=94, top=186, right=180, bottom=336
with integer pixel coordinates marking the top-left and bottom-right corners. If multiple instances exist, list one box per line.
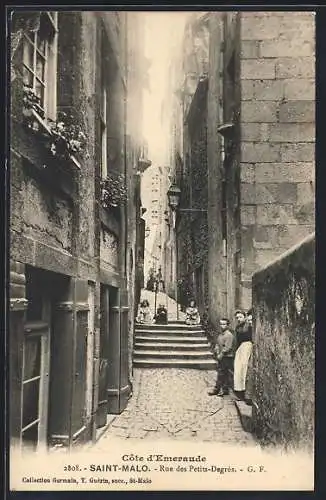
left=21, top=178, right=73, bottom=252
left=100, top=228, right=119, bottom=271
left=239, top=11, right=315, bottom=307
left=76, top=13, right=97, bottom=268
left=252, top=233, right=315, bottom=451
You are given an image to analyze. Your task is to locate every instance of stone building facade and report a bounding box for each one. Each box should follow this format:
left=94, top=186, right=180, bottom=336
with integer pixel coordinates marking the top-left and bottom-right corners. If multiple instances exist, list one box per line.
left=236, top=11, right=315, bottom=311
left=9, top=10, right=148, bottom=451
left=166, top=11, right=315, bottom=326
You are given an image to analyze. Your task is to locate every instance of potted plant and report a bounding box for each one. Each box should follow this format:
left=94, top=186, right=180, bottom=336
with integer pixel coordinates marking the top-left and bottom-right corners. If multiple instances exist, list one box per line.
left=47, top=112, right=86, bottom=164
left=22, top=92, right=86, bottom=168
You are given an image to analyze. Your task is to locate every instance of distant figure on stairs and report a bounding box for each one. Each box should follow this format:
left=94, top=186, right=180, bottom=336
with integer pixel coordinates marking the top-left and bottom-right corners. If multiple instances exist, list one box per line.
left=146, top=269, right=156, bottom=292
left=136, top=299, right=153, bottom=325
left=185, top=299, right=201, bottom=325
left=154, top=304, right=168, bottom=325
left=156, top=267, right=165, bottom=293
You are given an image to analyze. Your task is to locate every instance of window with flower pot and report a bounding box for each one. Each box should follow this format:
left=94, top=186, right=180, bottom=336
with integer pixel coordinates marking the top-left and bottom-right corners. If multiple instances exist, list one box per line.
left=22, top=11, right=58, bottom=121
left=18, top=13, right=86, bottom=170
left=98, top=22, right=128, bottom=210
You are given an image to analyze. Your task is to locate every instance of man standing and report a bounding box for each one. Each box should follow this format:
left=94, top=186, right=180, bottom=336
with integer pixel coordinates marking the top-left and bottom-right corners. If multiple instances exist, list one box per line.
left=208, top=318, right=234, bottom=397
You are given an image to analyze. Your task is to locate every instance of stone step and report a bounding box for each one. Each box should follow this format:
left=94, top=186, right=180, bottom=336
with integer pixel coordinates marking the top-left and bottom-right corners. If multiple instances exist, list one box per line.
left=133, top=349, right=214, bottom=360
left=135, top=329, right=205, bottom=337
left=136, top=323, right=203, bottom=331
left=133, top=358, right=217, bottom=370
left=135, top=335, right=209, bottom=344
left=166, top=322, right=200, bottom=327
left=134, top=342, right=211, bottom=351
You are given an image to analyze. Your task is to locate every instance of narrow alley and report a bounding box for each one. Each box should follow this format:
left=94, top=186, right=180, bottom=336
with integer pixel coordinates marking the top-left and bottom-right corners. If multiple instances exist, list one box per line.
left=9, top=8, right=315, bottom=493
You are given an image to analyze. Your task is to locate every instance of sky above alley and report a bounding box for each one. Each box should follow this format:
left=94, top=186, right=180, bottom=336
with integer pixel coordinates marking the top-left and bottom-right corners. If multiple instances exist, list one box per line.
left=142, top=11, right=189, bottom=165
left=138, top=12, right=190, bottom=269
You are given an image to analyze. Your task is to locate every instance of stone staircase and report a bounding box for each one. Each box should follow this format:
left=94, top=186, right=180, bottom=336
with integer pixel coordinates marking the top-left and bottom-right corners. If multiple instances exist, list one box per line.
left=133, top=321, right=216, bottom=370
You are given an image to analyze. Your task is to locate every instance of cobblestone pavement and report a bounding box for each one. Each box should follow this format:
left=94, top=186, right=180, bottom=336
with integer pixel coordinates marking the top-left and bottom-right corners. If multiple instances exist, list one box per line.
left=94, top=369, right=257, bottom=449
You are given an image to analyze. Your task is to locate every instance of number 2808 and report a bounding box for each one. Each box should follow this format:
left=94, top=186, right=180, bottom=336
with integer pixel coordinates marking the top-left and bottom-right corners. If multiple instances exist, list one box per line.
left=64, top=465, right=81, bottom=472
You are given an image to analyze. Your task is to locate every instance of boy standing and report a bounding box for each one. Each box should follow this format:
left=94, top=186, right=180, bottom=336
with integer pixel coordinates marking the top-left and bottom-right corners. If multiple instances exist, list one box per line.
left=208, top=318, right=235, bottom=396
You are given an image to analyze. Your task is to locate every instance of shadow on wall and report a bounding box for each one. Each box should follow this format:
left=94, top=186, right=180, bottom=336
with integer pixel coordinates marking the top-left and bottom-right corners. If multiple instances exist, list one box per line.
left=252, top=233, right=315, bottom=453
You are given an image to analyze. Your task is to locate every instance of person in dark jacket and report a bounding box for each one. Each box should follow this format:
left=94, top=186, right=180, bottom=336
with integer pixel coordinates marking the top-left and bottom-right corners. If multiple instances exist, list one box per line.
left=154, top=304, right=168, bottom=325
left=208, top=318, right=235, bottom=397
left=233, top=309, right=253, bottom=400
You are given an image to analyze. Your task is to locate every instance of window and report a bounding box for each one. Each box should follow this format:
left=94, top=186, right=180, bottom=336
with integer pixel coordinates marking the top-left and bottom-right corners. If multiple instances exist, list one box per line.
left=22, top=11, right=58, bottom=120
left=100, top=86, right=108, bottom=179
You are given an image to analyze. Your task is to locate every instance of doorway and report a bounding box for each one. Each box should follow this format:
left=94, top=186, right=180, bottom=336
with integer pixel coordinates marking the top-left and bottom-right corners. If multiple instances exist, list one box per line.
left=97, top=284, right=118, bottom=428
left=22, top=265, right=69, bottom=452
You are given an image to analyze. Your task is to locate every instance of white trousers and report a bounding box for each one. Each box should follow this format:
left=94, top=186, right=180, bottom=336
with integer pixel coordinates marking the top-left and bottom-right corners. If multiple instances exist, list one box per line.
left=233, top=341, right=253, bottom=392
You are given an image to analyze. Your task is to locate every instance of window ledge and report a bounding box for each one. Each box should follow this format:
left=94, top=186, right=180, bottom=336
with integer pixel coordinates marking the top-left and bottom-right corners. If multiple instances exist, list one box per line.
left=23, top=109, right=82, bottom=171
left=23, top=107, right=52, bottom=135
left=70, top=155, right=81, bottom=171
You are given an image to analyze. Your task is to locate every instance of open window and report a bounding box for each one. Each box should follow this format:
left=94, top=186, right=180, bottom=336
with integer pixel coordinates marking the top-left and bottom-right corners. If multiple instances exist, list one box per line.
left=22, top=12, right=58, bottom=122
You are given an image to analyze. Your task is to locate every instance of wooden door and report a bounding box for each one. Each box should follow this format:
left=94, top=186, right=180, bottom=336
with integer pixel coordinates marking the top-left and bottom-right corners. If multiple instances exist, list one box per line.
left=118, top=288, right=130, bottom=413
left=96, top=285, right=110, bottom=428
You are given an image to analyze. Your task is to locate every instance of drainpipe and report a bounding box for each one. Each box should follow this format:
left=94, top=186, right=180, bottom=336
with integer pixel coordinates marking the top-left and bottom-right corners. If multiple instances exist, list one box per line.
left=123, top=13, right=128, bottom=283
left=120, top=11, right=128, bottom=406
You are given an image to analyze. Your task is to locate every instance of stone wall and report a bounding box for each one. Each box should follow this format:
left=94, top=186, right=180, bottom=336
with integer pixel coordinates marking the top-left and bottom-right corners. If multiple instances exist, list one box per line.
left=239, top=11, right=315, bottom=308
left=207, top=13, right=225, bottom=326
left=252, top=233, right=315, bottom=452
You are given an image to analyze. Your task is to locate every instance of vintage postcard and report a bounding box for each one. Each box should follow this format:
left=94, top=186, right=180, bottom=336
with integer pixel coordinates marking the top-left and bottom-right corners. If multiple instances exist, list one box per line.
left=8, top=8, right=315, bottom=491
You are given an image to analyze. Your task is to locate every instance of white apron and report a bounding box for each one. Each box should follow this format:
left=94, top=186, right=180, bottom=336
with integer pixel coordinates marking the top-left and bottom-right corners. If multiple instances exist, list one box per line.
left=233, top=341, right=253, bottom=392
